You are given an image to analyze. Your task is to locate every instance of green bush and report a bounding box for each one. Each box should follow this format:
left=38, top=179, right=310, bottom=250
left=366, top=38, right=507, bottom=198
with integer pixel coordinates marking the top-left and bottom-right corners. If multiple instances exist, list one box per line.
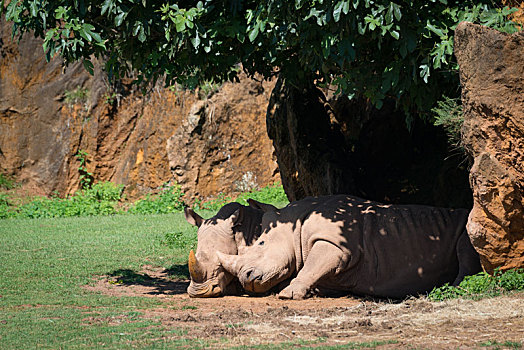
left=13, top=182, right=124, bottom=219
left=235, top=182, right=289, bottom=208
left=0, top=193, right=14, bottom=219
left=1, top=181, right=288, bottom=219
left=194, top=182, right=289, bottom=211
left=432, top=96, right=464, bottom=146
left=193, top=193, right=232, bottom=212
left=427, top=268, right=524, bottom=301
left=128, top=184, right=185, bottom=214
left=0, top=173, right=15, bottom=190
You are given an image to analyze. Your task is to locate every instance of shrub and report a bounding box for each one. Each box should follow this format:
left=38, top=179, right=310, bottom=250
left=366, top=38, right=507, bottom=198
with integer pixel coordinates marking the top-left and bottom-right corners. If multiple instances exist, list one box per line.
left=64, top=87, right=90, bottom=107
left=128, top=184, right=185, bottom=214
left=235, top=182, right=289, bottom=208
left=0, top=193, right=14, bottom=219
left=432, top=96, right=464, bottom=147
left=0, top=173, right=15, bottom=190
left=194, top=182, right=289, bottom=211
left=193, top=193, right=232, bottom=212
left=427, top=268, right=524, bottom=301
left=13, top=182, right=124, bottom=218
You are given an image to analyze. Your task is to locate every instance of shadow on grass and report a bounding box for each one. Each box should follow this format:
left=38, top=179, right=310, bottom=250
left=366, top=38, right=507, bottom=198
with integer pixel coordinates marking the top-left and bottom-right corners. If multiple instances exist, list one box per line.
left=108, top=265, right=189, bottom=296
left=165, top=264, right=190, bottom=280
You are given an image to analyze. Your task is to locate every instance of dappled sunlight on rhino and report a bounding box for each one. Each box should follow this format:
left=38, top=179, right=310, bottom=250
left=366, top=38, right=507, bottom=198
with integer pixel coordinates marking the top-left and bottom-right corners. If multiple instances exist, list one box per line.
left=216, top=195, right=482, bottom=299
left=184, top=202, right=268, bottom=297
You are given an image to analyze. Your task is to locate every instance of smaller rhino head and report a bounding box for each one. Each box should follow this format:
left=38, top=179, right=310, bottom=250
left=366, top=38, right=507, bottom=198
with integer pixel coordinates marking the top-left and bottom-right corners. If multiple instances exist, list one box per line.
left=184, top=202, right=267, bottom=297
left=216, top=213, right=296, bottom=295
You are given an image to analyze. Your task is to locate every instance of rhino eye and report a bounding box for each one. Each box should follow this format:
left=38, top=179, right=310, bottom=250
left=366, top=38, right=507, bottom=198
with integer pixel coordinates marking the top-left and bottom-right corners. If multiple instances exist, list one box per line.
left=258, top=241, right=265, bottom=246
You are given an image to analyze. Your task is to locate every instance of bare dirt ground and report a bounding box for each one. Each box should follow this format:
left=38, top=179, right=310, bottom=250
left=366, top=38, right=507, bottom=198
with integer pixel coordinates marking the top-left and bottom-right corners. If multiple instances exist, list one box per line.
left=85, top=265, right=524, bottom=349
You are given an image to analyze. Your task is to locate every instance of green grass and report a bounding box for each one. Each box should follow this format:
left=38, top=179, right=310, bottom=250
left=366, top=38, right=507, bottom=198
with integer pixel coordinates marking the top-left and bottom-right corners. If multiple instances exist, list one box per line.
left=233, top=339, right=399, bottom=349
left=0, top=213, right=199, bottom=349
left=481, top=340, right=522, bottom=350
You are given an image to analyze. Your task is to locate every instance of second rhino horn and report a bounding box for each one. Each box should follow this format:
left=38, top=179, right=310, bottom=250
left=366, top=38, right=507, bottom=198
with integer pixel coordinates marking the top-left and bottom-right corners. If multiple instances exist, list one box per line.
left=216, top=251, right=241, bottom=275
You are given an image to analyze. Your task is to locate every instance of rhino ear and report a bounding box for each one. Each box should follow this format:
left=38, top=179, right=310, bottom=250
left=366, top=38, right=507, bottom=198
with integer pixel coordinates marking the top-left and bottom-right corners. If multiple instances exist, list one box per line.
left=184, top=207, right=203, bottom=227
left=228, top=207, right=244, bottom=227
left=217, top=251, right=241, bottom=275
left=247, top=199, right=278, bottom=213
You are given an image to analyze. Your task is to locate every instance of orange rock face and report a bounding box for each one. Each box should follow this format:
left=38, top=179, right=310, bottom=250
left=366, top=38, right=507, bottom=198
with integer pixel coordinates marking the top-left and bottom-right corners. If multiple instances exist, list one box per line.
left=0, top=19, right=279, bottom=202
left=455, top=22, right=524, bottom=272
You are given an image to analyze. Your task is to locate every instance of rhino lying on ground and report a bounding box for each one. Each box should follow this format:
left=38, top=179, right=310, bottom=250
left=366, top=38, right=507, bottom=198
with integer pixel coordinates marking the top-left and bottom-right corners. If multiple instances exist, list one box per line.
left=184, top=202, right=269, bottom=297
left=216, top=195, right=482, bottom=299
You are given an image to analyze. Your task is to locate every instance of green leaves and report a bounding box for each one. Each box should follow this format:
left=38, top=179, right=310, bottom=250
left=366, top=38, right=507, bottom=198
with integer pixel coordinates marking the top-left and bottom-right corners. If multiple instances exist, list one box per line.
left=333, top=1, right=350, bottom=22
left=3, top=0, right=520, bottom=115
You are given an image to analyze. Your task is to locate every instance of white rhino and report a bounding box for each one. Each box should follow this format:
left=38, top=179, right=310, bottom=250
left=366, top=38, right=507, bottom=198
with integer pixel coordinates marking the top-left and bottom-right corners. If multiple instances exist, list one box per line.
left=184, top=202, right=267, bottom=297
left=216, top=195, right=482, bottom=299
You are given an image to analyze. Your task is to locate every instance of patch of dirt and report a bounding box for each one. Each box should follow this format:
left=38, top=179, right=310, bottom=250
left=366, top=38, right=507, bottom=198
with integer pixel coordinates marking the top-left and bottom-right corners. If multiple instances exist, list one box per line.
left=85, top=266, right=524, bottom=349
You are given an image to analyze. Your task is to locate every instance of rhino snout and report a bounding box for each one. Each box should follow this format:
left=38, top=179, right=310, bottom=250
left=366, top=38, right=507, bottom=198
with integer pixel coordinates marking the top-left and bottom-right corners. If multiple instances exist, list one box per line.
left=244, top=268, right=264, bottom=283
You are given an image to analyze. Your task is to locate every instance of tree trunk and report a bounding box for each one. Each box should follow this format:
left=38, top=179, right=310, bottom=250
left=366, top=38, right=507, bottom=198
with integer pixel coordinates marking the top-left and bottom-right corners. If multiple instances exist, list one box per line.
left=266, top=78, right=356, bottom=202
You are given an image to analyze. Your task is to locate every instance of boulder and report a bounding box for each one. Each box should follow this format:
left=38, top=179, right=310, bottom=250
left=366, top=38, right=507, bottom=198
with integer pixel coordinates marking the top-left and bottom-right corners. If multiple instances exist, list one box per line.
left=455, top=22, right=524, bottom=272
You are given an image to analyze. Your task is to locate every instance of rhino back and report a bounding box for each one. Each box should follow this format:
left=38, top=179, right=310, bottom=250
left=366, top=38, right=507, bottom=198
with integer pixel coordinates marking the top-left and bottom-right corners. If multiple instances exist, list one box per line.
left=296, top=195, right=469, bottom=298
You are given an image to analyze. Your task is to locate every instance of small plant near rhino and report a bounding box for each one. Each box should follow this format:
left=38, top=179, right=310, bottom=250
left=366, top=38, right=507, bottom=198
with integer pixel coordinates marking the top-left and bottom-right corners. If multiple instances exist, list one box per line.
left=427, top=268, right=524, bottom=301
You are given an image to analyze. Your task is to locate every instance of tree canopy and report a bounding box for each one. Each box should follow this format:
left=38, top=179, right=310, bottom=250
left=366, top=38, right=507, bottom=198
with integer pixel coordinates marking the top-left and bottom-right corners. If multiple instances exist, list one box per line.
left=2, top=0, right=519, bottom=114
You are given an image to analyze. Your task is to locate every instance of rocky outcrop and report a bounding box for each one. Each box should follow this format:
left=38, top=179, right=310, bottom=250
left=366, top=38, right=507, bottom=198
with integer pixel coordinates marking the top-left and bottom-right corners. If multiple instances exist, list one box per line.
left=167, top=77, right=279, bottom=200
left=455, top=22, right=524, bottom=272
left=0, top=19, right=279, bottom=201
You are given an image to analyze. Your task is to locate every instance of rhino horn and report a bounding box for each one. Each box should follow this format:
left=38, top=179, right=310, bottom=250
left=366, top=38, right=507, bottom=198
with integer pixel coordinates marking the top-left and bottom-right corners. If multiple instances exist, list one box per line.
left=188, top=250, right=205, bottom=281
left=217, top=251, right=241, bottom=275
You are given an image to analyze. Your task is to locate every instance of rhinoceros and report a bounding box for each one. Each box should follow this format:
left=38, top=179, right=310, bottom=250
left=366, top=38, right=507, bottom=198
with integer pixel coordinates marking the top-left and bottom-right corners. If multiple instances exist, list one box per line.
left=216, top=195, right=482, bottom=299
left=184, top=202, right=275, bottom=297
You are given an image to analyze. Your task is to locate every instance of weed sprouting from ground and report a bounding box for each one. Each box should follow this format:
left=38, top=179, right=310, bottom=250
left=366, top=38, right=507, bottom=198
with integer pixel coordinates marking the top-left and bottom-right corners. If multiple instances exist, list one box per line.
left=427, top=268, right=524, bottom=301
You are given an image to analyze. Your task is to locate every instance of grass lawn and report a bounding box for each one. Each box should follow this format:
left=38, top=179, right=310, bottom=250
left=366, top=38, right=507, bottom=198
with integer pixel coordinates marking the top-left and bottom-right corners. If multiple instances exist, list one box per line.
left=0, top=213, right=201, bottom=349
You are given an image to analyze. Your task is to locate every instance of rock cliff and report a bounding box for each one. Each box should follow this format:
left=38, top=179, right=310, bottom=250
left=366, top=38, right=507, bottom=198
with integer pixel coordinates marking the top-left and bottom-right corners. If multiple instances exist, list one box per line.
left=0, top=19, right=279, bottom=201
left=455, top=22, right=524, bottom=272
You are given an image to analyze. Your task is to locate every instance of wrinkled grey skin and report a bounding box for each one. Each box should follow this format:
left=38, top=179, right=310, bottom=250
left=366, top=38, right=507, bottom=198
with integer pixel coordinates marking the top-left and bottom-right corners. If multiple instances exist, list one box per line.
left=217, top=195, right=482, bottom=299
left=184, top=202, right=268, bottom=297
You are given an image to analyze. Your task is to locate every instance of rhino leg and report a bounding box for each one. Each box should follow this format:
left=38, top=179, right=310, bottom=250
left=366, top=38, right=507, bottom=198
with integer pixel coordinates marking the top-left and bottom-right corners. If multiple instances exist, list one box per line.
left=278, top=241, right=344, bottom=300
left=452, top=230, right=482, bottom=286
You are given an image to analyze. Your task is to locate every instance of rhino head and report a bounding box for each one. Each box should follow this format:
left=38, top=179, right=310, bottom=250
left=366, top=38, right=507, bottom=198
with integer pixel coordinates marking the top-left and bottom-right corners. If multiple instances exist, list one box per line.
left=184, top=201, right=272, bottom=297
left=216, top=208, right=296, bottom=295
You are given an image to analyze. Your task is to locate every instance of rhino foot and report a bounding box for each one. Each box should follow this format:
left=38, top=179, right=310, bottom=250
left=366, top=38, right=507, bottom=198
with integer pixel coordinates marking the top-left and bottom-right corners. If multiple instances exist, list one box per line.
left=278, top=282, right=309, bottom=300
